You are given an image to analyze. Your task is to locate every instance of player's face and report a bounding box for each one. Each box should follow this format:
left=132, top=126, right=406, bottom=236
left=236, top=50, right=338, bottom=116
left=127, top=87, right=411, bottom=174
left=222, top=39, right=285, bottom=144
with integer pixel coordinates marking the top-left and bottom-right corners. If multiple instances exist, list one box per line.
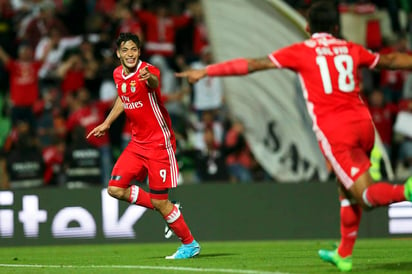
left=117, top=40, right=140, bottom=72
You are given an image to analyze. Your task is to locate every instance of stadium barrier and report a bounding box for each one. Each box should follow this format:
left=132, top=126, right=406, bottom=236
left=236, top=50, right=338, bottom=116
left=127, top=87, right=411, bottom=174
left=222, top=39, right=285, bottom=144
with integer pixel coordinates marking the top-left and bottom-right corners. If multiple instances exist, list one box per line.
left=0, top=182, right=410, bottom=246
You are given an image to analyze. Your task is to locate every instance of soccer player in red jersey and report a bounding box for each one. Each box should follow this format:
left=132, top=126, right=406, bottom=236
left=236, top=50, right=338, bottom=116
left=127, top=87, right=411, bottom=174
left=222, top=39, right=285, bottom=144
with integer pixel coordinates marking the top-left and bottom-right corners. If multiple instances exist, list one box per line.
left=87, top=32, right=200, bottom=259
left=176, top=1, right=412, bottom=271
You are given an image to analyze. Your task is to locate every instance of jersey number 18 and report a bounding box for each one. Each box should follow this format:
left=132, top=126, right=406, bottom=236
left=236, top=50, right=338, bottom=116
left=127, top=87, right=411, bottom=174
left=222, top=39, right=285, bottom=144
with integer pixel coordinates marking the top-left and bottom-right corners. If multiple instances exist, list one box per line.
left=316, top=55, right=355, bottom=94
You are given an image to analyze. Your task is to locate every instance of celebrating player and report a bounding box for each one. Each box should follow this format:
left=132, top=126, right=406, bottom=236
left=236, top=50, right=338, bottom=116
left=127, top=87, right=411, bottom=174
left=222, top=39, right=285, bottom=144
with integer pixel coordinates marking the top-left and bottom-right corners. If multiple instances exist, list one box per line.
left=87, top=33, right=200, bottom=259
left=176, top=1, right=412, bottom=271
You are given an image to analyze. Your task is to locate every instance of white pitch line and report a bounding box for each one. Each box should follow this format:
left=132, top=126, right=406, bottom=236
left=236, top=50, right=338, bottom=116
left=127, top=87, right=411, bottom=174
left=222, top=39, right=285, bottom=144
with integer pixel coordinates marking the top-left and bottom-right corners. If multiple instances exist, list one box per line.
left=0, top=263, right=289, bottom=274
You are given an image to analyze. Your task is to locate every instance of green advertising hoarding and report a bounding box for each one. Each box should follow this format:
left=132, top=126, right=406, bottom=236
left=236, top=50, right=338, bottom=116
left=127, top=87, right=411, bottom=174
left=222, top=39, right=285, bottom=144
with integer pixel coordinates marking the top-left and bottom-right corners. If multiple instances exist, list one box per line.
left=0, top=183, right=409, bottom=246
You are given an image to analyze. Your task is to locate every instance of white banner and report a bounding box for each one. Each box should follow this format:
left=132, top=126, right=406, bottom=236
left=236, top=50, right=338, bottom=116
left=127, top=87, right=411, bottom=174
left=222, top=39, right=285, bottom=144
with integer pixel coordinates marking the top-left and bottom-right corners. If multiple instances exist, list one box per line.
left=203, top=0, right=329, bottom=182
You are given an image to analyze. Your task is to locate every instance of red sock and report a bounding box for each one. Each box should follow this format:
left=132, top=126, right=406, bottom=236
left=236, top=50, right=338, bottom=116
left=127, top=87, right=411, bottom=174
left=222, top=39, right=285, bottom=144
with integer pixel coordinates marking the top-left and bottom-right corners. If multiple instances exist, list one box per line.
left=164, top=205, right=194, bottom=244
left=129, top=185, right=154, bottom=209
left=364, top=183, right=405, bottom=207
left=338, top=198, right=362, bottom=258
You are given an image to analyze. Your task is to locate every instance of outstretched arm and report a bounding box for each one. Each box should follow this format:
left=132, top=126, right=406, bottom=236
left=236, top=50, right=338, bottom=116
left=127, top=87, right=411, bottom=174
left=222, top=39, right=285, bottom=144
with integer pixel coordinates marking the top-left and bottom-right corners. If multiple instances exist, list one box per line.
left=139, top=65, right=159, bottom=88
left=87, top=96, right=124, bottom=138
left=175, top=56, right=278, bottom=83
left=377, top=52, right=412, bottom=70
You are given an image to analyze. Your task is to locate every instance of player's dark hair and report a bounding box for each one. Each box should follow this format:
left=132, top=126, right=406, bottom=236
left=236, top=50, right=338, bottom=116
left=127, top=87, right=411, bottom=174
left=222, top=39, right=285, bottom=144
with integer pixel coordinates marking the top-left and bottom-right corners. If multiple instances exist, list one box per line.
left=307, top=1, right=339, bottom=35
left=116, top=32, right=141, bottom=49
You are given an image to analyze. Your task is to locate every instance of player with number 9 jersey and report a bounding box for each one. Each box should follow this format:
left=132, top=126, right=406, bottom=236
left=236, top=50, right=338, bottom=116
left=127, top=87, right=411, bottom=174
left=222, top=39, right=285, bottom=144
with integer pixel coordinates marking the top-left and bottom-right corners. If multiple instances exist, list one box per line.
left=88, top=33, right=200, bottom=260
left=111, top=61, right=179, bottom=190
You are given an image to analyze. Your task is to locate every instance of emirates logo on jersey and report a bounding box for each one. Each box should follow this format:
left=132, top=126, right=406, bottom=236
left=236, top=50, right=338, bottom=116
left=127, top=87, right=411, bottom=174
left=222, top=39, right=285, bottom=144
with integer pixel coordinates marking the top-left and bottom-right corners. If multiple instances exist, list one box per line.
left=130, top=80, right=136, bottom=93
left=121, top=83, right=127, bottom=93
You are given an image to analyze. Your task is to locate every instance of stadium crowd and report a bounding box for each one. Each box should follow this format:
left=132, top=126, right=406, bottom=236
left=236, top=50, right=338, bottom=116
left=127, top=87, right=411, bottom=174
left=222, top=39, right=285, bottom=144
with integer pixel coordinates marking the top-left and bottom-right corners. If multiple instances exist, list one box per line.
left=0, top=0, right=412, bottom=189
left=0, top=0, right=268, bottom=189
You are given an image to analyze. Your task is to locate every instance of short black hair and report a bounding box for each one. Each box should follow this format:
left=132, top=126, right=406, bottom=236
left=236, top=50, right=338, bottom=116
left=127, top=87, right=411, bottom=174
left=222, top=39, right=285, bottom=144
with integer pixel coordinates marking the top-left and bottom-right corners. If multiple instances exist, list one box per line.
left=116, top=32, right=141, bottom=49
left=307, top=1, right=339, bottom=35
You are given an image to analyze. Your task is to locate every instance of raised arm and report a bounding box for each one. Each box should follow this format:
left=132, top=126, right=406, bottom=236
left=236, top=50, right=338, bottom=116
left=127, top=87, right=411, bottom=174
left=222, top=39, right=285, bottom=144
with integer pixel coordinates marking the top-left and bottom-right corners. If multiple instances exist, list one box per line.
left=175, top=56, right=278, bottom=83
left=376, top=52, right=412, bottom=70
left=0, top=46, right=10, bottom=64
left=87, top=96, right=124, bottom=139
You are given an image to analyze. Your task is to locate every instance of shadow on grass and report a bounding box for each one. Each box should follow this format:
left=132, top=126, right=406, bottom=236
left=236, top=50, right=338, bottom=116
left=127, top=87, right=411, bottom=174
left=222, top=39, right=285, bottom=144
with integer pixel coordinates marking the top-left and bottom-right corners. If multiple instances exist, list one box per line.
left=150, top=253, right=237, bottom=259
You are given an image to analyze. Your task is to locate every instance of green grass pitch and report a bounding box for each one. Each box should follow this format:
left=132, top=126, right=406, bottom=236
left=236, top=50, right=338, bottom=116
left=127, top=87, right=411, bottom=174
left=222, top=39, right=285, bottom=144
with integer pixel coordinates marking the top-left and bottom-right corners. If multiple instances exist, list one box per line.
left=0, top=239, right=411, bottom=273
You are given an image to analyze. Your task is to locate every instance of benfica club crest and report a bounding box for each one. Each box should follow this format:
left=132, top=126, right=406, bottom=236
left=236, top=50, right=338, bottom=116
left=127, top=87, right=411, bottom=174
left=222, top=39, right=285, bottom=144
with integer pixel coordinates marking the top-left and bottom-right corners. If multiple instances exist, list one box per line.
left=130, top=80, right=136, bottom=93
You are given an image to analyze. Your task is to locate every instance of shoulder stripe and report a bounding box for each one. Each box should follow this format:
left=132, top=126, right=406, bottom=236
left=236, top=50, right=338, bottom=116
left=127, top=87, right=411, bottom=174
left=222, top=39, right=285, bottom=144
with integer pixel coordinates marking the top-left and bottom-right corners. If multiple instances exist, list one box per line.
left=268, top=54, right=282, bottom=68
left=369, top=54, right=380, bottom=69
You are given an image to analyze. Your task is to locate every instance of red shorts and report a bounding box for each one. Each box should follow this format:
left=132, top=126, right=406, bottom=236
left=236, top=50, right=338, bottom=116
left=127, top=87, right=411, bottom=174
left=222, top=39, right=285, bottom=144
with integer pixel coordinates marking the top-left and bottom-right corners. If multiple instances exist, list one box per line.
left=317, top=119, right=374, bottom=189
left=109, top=141, right=179, bottom=190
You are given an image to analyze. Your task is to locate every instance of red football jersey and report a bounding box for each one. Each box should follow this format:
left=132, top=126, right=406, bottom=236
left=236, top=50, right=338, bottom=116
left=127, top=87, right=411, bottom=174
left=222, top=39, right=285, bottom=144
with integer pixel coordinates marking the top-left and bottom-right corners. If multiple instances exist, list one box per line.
left=269, top=33, right=380, bottom=133
left=6, top=59, right=42, bottom=106
left=113, top=61, right=176, bottom=150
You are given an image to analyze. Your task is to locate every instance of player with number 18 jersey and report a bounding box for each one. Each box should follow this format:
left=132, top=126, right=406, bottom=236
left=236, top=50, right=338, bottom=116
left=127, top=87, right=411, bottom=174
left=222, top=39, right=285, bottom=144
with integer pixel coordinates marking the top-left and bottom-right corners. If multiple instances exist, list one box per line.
left=268, top=33, right=380, bottom=188
left=174, top=1, right=412, bottom=268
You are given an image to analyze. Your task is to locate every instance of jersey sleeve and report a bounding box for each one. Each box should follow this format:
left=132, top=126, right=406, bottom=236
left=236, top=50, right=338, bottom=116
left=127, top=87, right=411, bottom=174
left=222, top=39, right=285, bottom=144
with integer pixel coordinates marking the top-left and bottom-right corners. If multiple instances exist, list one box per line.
left=146, top=63, right=160, bottom=79
left=356, top=44, right=380, bottom=69
left=268, top=43, right=302, bottom=70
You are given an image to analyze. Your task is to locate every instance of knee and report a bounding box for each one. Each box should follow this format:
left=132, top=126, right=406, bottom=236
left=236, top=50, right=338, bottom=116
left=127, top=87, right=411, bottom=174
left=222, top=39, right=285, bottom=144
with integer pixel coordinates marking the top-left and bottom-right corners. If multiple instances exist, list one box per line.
left=351, top=191, right=373, bottom=210
left=151, top=198, right=169, bottom=211
left=107, top=186, right=126, bottom=200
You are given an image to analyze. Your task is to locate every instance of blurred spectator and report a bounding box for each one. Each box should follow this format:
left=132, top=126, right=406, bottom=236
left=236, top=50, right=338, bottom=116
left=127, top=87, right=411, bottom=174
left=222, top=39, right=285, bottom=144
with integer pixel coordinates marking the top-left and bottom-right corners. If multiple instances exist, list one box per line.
left=42, top=137, right=65, bottom=186
left=191, top=110, right=224, bottom=151
left=224, top=119, right=253, bottom=183
left=191, top=127, right=229, bottom=182
left=395, top=98, right=412, bottom=178
left=115, top=3, right=144, bottom=42
left=94, top=0, right=116, bottom=15
left=78, top=38, right=101, bottom=97
left=34, top=27, right=100, bottom=86
left=0, top=42, right=46, bottom=130
left=174, top=0, right=208, bottom=60
left=378, top=34, right=411, bottom=103
left=64, top=126, right=101, bottom=188
left=4, top=120, right=45, bottom=189
left=134, top=0, right=192, bottom=58
left=19, top=0, right=68, bottom=49
left=35, top=87, right=65, bottom=147
left=150, top=54, right=188, bottom=133
left=56, top=51, right=86, bottom=99
left=367, top=88, right=398, bottom=156
left=98, top=48, right=118, bottom=102
left=189, top=46, right=224, bottom=121
left=65, top=88, right=114, bottom=186
left=188, top=0, right=209, bottom=59
left=0, top=0, right=16, bottom=91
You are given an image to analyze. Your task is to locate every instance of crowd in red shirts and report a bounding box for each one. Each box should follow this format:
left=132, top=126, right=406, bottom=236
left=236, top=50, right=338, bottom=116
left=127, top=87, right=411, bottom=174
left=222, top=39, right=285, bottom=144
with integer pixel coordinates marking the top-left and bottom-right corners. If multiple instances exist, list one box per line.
left=0, top=0, right=265, bottom=189
left=2, top=0, right=411, bottom=189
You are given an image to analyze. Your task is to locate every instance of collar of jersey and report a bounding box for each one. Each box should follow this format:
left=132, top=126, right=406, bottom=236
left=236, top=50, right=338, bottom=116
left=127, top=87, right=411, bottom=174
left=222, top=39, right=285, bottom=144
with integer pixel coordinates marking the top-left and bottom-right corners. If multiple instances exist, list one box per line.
left=312, top=33, right=333, bottom=39
left=122, top=60, right=142, bottom=80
